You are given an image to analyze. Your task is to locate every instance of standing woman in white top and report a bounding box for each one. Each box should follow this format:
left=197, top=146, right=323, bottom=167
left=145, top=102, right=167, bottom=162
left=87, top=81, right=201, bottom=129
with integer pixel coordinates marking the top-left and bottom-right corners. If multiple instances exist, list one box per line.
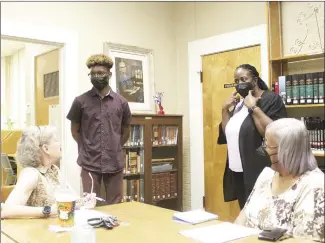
left=217, top=64, right=287, bottom=209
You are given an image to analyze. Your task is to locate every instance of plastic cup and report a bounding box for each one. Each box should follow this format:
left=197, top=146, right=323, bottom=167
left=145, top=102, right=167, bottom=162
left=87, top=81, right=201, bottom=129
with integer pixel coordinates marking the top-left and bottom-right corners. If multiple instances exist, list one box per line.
left=55, top=189, right=78, bottom=227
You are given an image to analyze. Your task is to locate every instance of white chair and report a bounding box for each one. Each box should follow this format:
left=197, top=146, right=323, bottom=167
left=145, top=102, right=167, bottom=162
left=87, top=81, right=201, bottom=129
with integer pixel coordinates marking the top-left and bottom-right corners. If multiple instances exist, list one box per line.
left=1, top=153, right=17, bottom=186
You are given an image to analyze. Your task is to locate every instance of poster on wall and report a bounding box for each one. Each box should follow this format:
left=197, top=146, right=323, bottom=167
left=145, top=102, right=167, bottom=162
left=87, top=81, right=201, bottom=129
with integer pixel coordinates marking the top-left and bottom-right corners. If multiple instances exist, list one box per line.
left=282, top=2, right=324, bottom=56
left=104, top=42, right=155, bottom=113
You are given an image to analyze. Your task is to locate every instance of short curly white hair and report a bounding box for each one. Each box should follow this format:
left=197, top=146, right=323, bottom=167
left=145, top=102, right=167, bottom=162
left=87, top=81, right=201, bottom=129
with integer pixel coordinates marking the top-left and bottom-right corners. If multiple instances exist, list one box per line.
left=16, top=126, right=57, bottom=168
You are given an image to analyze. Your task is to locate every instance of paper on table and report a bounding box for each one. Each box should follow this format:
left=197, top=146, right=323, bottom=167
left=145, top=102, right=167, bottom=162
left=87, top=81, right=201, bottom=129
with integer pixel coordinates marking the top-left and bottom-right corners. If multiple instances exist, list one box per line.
left=173, top=209, right=218, bottom=225
left=179, top=222, right=261, bottom=243
left=74, top=209, right=110, bottom=224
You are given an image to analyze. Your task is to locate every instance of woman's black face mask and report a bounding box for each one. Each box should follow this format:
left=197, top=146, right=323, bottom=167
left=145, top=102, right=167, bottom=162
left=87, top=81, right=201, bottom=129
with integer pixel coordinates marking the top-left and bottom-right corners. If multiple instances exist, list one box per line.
left=256, top=143, right=279, bottom=164
left=235, top=82, right=254, bottom=98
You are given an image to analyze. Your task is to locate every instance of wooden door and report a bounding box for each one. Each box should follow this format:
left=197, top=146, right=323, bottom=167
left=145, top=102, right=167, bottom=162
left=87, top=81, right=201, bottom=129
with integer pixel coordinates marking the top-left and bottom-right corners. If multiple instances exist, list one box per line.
left=202, top=45, right=261, bottom=222
left=35, top=49, right=60, bottom=126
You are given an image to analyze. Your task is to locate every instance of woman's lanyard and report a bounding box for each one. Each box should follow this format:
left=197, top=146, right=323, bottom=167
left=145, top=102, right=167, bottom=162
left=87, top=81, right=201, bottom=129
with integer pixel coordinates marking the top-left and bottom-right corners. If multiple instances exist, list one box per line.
left=233, top=100, right=245, bottom=115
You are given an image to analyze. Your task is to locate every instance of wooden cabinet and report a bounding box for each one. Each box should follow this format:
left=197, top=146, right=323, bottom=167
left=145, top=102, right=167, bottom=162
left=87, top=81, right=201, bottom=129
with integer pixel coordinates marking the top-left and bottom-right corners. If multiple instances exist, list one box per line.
left=100, top=114, right=183, bottom=211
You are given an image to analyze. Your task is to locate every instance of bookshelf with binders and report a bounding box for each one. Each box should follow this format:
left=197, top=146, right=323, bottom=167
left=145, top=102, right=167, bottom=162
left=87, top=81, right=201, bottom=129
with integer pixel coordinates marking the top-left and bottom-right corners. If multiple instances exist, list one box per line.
left=267, top=2, right=325, bottom=170
left=124, top=114, right=183, bottom=211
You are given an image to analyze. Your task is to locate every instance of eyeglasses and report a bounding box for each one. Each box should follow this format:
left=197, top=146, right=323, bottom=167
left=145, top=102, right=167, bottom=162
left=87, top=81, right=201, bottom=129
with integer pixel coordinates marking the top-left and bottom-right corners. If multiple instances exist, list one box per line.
left=261, top=140, right=278, bottom=150
left=258, top=139, right=278, bottom=157
left=88, top=72, right=108, bottom=78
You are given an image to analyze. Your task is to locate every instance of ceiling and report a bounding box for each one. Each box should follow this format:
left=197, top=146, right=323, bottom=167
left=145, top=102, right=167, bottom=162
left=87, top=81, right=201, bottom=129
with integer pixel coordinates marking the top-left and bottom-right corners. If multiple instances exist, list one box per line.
left=1, top=39, right=26, bottom=57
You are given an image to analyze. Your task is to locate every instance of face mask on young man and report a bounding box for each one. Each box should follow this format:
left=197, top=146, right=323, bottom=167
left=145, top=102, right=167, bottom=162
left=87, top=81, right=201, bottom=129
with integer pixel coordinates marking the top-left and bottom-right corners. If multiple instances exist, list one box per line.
left=91, top=75, right=110, bottom=91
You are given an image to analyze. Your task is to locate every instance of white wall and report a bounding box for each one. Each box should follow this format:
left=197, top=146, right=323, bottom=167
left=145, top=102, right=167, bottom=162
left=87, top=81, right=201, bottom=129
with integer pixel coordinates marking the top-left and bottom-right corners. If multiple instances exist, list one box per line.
left=1, top=57, right=6, bottom=127
left=2, top=48, right=26, bottom=129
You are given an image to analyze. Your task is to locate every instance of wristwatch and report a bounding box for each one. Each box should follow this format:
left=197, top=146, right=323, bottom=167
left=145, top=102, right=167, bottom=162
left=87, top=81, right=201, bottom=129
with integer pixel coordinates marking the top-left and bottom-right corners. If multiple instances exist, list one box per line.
left=42, top=206, right=51, bottom=218
left=248, top=105, right=258, bottom=115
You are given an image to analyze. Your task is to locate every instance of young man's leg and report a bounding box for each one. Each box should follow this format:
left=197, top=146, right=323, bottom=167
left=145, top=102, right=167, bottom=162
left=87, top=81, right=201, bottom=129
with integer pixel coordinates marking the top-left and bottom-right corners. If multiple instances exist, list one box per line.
left=102, top=170, right=124, bottom=205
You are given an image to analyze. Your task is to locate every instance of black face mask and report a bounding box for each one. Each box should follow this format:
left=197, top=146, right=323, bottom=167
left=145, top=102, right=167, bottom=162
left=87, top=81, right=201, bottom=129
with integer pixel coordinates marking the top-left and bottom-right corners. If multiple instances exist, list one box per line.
left=235, top=82, right=254, bottom=98
left=91, top=76, right=109, bottom=91
left=256, top=146, right=279, bottom=164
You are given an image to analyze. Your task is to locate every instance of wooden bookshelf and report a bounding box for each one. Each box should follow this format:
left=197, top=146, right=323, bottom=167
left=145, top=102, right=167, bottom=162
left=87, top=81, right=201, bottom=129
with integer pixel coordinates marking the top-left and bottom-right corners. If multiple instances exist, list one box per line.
left=122, top=114, right=183, bottom=211
left=313, top=151, right=325, bottom=157
left=285, top=104, right=325, bottom=108
left=267, top=2, right=325, bottom=163
left=271, top=52, right=324, bottom=63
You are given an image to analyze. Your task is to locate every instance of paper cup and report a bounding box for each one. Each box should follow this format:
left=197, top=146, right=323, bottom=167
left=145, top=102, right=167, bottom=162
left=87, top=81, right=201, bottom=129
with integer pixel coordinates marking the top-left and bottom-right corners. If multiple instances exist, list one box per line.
left=56, top=191, right=77, bottom=227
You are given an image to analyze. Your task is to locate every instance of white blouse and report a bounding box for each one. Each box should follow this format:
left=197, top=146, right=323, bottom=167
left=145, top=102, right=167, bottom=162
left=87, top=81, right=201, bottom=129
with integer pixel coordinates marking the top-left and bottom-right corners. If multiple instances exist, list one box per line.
left=225, top=100, right=249, bottom=172
left=239, top=167, right=324, bottom=242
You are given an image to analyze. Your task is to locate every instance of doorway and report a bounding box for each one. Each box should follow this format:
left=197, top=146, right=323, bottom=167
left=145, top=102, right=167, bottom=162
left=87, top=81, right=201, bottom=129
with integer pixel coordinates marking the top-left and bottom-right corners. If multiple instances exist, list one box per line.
left=2, top=20, right=80, bottom=195
left=35, top=48, right=60, bottom=127
left=1, top=38, right=60, bottom=129
left=202, top=45, right=261, bottom=222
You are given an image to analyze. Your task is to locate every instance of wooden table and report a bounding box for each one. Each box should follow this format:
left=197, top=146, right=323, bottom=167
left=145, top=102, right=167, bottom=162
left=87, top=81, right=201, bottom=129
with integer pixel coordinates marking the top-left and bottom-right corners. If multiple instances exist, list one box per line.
left=1, top=202, right=315, bottom=243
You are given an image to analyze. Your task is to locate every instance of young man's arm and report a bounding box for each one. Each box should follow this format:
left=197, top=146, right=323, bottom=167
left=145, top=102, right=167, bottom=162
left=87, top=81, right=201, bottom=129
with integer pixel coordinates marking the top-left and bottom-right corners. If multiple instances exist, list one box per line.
left=121, top=102, right=132, bottom=145
left=66, top=97, right=82, bottom=143
left=71, top=122, right=81, bottom=142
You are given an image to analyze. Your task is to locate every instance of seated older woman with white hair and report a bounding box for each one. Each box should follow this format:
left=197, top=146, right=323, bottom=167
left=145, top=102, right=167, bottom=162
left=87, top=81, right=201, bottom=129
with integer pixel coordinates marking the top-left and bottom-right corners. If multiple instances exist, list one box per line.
left=235, top=118, right=324, bottom=242
left=1, top=126, right=95, bottom=219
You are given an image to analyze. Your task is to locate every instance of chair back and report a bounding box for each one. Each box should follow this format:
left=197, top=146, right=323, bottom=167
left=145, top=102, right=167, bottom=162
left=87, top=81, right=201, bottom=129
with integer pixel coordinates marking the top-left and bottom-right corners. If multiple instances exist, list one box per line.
left=1, top=153, right=13, bottom=173
left=1, top=153, right=16, bottom=185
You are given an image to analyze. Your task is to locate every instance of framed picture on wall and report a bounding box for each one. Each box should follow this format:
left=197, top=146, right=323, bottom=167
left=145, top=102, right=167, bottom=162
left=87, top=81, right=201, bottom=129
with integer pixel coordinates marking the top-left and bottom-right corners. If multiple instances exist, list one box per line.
left=103, top=42, right=155, bottom=113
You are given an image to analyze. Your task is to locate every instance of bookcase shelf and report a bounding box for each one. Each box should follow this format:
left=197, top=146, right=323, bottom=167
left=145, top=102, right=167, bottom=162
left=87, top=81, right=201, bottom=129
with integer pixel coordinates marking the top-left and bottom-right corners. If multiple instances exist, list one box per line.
left=313, top=151, right=325, bottom=157
left=285, top=104, right=325, bottom=108
left=123, top=114, right=183, bottom=211
left=271, top=53, right=324, bottom=63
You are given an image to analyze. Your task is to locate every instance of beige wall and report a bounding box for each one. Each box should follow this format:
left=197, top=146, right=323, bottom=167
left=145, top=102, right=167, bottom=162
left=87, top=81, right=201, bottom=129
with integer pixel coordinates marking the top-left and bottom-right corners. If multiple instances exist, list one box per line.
left=1, top=2, right=266, bottom=210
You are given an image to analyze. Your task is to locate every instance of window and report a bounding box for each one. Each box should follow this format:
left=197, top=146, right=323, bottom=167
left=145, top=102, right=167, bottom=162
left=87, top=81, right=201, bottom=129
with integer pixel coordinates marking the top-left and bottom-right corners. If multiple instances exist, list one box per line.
left=43, top=71, right=59, bottom=98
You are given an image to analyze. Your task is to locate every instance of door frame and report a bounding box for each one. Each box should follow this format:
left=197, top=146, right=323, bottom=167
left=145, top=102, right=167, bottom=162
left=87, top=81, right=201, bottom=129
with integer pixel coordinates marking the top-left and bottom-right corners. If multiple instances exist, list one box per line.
left=188, top=24, right=269, bottom=210
left=1, top=20, right=81, bottom=195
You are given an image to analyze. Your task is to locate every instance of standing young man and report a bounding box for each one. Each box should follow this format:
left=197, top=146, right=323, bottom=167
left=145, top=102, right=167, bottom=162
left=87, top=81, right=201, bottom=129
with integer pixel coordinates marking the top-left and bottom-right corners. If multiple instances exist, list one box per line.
left=67, top=54, right=132, bottom=205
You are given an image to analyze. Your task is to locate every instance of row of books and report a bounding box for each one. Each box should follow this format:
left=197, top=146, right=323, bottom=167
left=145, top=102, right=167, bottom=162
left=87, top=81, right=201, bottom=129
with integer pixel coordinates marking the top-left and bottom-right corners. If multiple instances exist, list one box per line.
left=152, top=126, right=178, bottom=146
left=301, top=117, right=325, bottom=151
left=274, top=72, right=324, bottom=105
left=122, top=179, right=144, bottom=202
left=124, top=125, right=144, bottom=147
left=152, top=172, right=177, bottom=201
left=123, top=150, right=145, bottom=175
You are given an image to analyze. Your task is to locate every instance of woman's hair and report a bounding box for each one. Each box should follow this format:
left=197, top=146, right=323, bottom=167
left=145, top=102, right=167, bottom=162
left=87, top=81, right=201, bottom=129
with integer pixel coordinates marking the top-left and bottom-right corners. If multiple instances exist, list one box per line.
left=236, top=64, right=268, bottom=90
left=266, top=118, right=317, bottom=176
left=16, top=126, right=57, bottom=168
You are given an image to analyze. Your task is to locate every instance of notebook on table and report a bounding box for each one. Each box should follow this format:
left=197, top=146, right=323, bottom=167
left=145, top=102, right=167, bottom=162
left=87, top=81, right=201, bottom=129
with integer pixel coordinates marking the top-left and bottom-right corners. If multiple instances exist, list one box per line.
left=172, top=209, right=218, bottom=225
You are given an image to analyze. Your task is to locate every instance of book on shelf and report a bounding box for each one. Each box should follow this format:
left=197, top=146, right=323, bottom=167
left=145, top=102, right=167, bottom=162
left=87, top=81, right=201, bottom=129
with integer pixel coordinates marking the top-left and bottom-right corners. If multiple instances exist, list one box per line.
left=301, top=117, right=325, bottom=152
left=124, top=125, right=144, bottom=147
left=123, top=150, right=144, bottom=175
left=152, top=125, right=178, bottom=146
left=152, top=171, right=177, bottom=201
left=122, top=178, right=144, bottom=203
left=277, top=71, right=325, bottom=105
